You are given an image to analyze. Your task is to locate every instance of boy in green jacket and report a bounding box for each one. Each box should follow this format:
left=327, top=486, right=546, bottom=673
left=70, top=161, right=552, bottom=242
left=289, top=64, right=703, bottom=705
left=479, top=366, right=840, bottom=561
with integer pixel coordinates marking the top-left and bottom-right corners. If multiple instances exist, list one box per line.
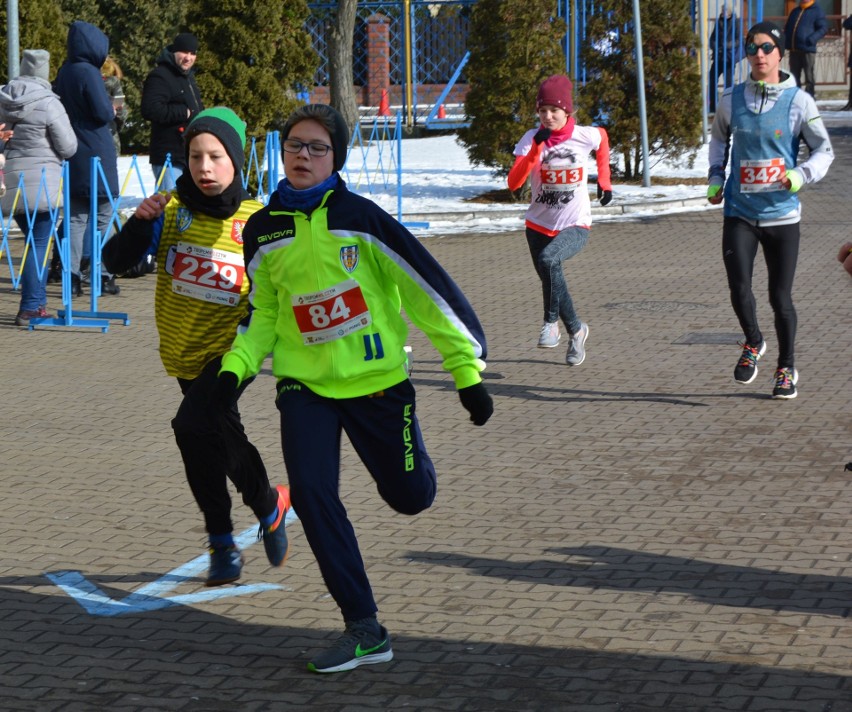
left=217, top=104, right=493, bottom=673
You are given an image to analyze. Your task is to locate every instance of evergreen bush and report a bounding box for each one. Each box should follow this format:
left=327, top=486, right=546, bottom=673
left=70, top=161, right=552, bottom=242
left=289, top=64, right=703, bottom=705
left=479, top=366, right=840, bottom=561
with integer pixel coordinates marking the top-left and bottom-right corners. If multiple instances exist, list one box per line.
left=576, top=0, right=703, bottom=179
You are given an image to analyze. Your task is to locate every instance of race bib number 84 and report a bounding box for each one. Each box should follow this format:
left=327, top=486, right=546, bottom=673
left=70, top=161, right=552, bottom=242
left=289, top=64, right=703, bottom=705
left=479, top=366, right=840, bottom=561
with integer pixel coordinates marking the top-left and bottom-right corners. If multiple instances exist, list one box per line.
left=292, top=279, right=372, bottom=345
left=740, top=158, right=786, bottom=193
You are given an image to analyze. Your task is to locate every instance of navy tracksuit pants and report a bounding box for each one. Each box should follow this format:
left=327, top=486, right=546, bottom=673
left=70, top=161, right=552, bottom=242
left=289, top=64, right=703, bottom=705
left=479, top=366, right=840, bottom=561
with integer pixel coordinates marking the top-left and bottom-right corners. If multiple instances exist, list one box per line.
left=276, top=377, right=437, bottom=622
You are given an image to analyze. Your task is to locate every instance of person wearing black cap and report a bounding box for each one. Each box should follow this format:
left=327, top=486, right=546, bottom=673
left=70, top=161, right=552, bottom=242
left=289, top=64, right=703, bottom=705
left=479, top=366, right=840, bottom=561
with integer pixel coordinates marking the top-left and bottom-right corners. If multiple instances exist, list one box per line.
left=706, top=21, right=833, bottom=399
left=140, top=31, right=203, bottom=190
left=216, top=103, right=493, bottom=673
left=103, top=107, right=290, bottom=588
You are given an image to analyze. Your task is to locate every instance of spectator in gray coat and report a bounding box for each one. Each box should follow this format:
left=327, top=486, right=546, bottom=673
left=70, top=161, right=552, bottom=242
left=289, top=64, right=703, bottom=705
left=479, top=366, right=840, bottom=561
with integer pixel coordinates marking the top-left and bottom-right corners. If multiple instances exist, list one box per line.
left=0, top=49, right=77, bottom=325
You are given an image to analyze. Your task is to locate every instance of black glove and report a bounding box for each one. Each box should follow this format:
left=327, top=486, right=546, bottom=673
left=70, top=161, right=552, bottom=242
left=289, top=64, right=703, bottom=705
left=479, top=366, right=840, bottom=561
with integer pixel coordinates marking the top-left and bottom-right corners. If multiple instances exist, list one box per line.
left=597, top=183, right=612, bottom=206
left=533, top=127, right=552, bottom=145
left=213, top=371, right=240, bottom=409
left=458, top=383, right=493, bottom=426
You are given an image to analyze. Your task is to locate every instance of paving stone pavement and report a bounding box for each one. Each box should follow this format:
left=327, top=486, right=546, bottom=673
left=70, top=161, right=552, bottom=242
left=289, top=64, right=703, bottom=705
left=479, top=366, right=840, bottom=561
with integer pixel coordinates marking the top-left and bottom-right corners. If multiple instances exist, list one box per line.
left=1, top=122, right=851, bottom=711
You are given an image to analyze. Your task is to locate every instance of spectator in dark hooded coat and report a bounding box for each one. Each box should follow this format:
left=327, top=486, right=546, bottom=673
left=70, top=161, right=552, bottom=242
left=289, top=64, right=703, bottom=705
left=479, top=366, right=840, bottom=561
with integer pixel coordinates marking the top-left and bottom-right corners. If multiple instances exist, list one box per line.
left=53, top=20, right=120, bottom=296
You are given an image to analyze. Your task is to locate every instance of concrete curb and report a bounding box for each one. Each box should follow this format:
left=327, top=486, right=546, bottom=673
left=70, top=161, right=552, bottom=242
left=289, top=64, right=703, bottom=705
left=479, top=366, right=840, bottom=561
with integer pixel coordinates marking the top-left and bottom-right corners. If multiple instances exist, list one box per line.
left=402, top=194, right=711, bottom=225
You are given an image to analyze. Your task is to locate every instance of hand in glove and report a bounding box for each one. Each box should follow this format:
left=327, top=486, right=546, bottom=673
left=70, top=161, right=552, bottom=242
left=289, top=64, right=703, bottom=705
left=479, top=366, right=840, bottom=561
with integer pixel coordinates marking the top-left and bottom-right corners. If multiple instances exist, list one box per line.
left=782, top=169, right=803, bottom=193
left=706, top=184, right=723, bottom=205
left=458, top=383, right=494, bottom=426
left=213, top=371, right=240, bottom=409
left=533, top=127, right=552, bottom=145
left=596, top=183, right=612, bottom=206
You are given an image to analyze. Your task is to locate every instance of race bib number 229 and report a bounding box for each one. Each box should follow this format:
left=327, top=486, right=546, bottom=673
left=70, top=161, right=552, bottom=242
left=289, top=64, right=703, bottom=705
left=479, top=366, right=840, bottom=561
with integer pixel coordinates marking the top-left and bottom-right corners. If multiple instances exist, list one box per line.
left=171, top=242, right=245, bottom=306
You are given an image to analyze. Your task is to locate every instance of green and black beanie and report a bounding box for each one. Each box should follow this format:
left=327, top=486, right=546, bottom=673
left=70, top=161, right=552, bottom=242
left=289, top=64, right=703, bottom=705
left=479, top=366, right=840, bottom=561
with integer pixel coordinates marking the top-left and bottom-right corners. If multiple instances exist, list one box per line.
left=184, top=106, right=247, bottom=173
left=281, top=103, right=350, bottom=172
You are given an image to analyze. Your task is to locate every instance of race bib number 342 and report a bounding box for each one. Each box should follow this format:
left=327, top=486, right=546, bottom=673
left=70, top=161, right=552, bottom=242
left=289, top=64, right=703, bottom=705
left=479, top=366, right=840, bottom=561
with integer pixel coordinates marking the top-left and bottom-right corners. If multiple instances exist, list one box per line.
left=292, top=279, right=372, bottom=345
left=740, top=157, right=786, bottom=193
left=171, top=242, right=245, bottom=306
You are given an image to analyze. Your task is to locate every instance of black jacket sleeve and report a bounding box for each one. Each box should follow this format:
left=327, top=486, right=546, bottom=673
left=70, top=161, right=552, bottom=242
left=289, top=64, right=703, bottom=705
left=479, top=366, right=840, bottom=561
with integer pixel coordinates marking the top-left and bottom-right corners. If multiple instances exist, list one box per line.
left=103, top=216, right=156, bottom=275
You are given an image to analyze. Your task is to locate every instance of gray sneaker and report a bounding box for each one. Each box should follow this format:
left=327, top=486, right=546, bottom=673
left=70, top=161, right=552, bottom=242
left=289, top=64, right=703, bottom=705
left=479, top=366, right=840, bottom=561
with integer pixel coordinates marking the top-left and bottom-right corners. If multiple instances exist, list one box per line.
left=537, top=321, right=561, bottom=348
left=307, top=618, right=393, bottom=673
left=566, top=322, right=589, bottom=366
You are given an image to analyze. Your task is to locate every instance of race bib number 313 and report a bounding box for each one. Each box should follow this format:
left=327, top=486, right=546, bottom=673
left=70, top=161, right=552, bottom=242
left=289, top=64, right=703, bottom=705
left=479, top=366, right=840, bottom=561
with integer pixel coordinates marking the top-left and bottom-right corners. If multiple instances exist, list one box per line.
left=292, top=279, right=371, bottom=345
left=171, top=242, right=245, bottom=306
left=540, top=164, right=584, bottom=191
left=740, top=158, right=786, bottom=193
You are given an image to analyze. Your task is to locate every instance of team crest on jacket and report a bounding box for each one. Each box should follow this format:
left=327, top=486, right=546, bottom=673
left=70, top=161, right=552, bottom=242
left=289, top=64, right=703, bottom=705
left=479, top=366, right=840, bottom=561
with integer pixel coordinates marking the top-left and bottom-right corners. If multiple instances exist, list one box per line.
left=340, top=245, right=359, bottom=273
left=176, top=208, right=193, bottom=233
left=231, top=220, right=246, bottom=245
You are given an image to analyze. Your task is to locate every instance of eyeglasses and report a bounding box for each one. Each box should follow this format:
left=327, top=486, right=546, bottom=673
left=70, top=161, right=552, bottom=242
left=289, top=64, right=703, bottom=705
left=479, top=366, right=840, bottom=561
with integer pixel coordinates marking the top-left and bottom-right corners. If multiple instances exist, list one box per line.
left=282, top=138, right=333, bottom=157
left=745, top=42, right=776, bottom=56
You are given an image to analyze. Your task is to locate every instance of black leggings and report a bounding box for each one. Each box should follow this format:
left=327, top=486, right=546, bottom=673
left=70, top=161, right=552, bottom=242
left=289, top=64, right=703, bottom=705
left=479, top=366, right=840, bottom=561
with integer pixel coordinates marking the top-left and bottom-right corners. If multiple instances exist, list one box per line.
left=722, top=217, right=799, bottom=368
left=172, top=356, right=277, bottom=536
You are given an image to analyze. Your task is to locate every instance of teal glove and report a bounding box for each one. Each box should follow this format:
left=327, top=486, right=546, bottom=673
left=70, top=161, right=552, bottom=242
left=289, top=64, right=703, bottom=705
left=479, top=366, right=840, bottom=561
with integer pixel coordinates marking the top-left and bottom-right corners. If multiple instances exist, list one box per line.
left=785, top=169, right=803, bottom=193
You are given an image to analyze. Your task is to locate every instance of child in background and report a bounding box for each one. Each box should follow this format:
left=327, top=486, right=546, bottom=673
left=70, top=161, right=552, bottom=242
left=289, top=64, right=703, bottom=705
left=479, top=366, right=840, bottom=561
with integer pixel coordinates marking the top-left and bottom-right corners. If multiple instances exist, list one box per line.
left=103, top=107, right=289, bottom=586
left=508, top=74, right=612, bottom=366
left=216, top=103, right=493, bottom=673
left=101, top=56, right=127, bottom=156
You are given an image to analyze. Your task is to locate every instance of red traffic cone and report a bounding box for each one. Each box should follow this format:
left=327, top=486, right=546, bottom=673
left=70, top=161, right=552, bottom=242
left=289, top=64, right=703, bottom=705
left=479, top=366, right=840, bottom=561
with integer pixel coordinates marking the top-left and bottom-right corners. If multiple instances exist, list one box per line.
left=378, top=89, right=391, bottom=117
left=437, top=104, right=446, bottom=119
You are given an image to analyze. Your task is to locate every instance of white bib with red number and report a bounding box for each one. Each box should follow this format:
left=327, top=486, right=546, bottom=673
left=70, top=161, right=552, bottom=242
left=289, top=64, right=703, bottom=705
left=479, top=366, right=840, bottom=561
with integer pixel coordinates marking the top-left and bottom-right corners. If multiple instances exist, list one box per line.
left=170, top=241, right=245, bottom=306
left=739, top=158, right=786, bottom=193
left=291, top=278, right=372, bottom=345
left=540, top=162, right=584, bottom=193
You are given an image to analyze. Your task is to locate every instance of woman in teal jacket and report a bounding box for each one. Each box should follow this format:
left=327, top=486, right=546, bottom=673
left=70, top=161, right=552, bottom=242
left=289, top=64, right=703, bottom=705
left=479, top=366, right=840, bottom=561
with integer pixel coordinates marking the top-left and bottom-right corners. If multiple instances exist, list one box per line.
left=218, top=104, right=493, bottom=674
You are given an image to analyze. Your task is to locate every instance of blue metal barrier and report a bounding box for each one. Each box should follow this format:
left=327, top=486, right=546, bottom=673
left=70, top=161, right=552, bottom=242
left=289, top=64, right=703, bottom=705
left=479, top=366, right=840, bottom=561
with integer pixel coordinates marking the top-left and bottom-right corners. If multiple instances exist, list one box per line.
left=8, top=125, right=412, bottom=333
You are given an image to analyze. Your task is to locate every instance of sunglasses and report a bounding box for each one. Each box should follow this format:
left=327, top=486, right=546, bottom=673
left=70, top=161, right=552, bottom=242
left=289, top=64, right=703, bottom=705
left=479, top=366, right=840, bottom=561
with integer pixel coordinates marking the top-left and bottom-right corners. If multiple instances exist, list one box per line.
left=745, top=42, right=776, bottom=56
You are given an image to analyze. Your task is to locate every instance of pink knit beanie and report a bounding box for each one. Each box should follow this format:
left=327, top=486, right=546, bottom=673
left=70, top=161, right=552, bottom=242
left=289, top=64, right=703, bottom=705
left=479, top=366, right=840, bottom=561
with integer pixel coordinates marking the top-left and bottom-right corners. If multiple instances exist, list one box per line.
left=536, top=75, right=573, bottom=113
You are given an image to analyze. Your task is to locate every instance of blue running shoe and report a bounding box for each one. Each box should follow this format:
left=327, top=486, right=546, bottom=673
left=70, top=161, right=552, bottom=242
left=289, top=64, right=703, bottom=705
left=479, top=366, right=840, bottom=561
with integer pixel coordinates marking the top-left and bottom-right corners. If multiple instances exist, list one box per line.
left=258, top=485, right=291, bottom=567
left=206, top=545, right=243, bottom=587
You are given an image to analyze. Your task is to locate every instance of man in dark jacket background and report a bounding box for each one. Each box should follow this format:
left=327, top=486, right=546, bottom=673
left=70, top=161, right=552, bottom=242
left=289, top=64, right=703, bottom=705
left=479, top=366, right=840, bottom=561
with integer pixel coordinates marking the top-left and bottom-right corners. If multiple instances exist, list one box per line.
left=140, top=32, right=203, bottom=190
left=53, top=20, right=120, bottom=296
left=708, top=2, right=742, bottom=113
left=784, top=0, right=828, bottom=97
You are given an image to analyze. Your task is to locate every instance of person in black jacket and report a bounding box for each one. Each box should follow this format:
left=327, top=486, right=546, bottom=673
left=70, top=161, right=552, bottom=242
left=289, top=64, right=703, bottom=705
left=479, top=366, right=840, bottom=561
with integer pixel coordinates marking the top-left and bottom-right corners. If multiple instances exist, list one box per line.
left=784, top=0, right=828, bottom=97
left=708, top=3, right=741, bottom=113
left=53, top=20, right=121, bottom=297
left=140, top=32, right=203, bottom=190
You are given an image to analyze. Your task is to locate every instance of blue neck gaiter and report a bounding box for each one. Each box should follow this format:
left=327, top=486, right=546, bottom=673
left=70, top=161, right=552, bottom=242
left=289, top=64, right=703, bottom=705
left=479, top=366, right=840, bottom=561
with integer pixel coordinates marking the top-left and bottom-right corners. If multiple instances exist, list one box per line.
left=276, top=173, right=340, bottom=213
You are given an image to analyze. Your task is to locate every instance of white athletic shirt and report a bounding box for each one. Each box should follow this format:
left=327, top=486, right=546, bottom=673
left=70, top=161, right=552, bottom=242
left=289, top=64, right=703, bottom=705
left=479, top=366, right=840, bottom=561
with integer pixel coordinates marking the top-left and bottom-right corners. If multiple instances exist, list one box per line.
left=514, top=125, right=604, bottom=233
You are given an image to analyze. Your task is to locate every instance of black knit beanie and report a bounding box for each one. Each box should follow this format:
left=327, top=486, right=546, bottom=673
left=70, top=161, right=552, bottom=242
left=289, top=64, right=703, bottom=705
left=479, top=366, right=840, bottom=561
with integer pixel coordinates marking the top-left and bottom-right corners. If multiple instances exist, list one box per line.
left=281, top=104, right=349, bottom=172
left=746, top=21, right=784, bottom=58
left=170, top=33, right=199, bottom=53
left=183, top=107, right=247, bottom=173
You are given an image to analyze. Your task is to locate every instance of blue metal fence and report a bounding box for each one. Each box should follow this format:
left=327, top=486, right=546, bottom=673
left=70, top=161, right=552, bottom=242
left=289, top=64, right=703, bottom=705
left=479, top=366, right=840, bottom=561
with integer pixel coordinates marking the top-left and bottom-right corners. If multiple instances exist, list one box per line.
left=3, top=119, right=407, bottom=332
